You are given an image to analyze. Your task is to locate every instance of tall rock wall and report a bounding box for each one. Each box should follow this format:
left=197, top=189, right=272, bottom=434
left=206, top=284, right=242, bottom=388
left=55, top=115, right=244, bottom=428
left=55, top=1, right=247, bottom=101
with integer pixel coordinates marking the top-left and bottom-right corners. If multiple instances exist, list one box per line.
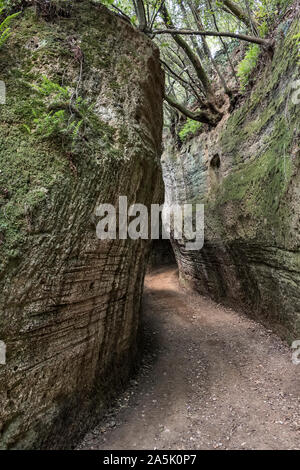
left=0, top=2, right=164, bottom=449
left=162, top=16, right=300, bottom=341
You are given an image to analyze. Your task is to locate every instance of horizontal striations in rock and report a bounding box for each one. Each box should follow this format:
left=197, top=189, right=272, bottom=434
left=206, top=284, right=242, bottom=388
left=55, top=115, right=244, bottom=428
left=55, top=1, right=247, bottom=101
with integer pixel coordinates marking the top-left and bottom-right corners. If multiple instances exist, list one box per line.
left=162, top=17, right=300, bottom=341
left=0, top=3, right=164, bottom=449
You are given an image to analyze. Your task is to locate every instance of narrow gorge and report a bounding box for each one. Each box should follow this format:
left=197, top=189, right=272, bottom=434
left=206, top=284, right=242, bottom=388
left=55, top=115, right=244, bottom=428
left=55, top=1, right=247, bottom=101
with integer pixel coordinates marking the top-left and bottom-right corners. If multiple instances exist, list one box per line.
left=0, top=0, right=299, bottom=452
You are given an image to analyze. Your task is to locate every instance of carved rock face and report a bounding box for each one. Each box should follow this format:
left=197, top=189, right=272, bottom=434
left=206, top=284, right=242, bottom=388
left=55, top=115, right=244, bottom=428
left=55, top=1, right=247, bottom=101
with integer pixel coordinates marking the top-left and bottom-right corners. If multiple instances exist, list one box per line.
left=162, top=17, right=300, bottom=342
left=0, top=4, right=164, bottom=449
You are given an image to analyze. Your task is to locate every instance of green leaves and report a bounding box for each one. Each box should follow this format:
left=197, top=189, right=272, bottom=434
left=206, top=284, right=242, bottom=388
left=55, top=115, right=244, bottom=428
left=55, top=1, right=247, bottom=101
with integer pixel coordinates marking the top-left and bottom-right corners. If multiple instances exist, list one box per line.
left=256, top=0, right=293, bottom=28
left=179, top=118, right=202, bottom=141
left=293, top=33, right=300, bottom=60
left=26, top=77, right=75, bottom=143
left=25, top=76, right=98, bottom=151
left=237, top=44, right=260, bottom=91
left=0, top=10, right=20, bottom=48
left=32, top=75, right=70, bottom=99
left=33, top=109, right=67, bottom=138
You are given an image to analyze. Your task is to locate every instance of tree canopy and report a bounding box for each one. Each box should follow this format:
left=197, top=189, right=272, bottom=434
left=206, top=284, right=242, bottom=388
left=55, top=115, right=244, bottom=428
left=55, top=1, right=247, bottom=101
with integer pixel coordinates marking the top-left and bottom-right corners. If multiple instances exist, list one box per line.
left=100, top=0, right=293, bottom=128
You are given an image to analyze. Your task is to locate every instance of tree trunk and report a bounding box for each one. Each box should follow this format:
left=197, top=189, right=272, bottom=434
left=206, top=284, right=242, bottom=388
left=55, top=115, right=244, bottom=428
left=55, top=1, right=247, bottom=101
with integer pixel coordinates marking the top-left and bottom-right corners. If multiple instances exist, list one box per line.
left=160, top=4, right=218, bottom=112
left=135, top=0, right=147, bottom=31
left=165, top=95, right=222, bottom=126
left=221, top=0, right=259, bottom=35
left=187, top=0, right=232, bottom=97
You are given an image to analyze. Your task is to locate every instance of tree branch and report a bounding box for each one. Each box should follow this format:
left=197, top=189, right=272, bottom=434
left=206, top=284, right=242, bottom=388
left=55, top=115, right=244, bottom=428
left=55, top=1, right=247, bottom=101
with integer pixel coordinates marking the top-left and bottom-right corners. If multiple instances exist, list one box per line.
left=186, top=0, right=231, bottom=96
left=160, top=3, right=217, bottom=107
left=135, top=0, right=147, bottom=31
left=161, top=59, right=205, bottom=106
left=165, top=95, right=222, bottom=126
left=206, top=0, right=239, bottom=85
left=151, top=28, right=272, bottom=48
left=221, top=0, right=259, bottom=36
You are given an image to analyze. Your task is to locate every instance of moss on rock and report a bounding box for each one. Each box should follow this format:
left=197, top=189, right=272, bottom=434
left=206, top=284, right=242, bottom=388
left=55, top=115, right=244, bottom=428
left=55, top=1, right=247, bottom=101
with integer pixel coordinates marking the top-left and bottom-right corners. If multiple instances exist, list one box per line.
left=0, top=2, right=164, bottom=449
left=162, top=17, right=300, bottom=340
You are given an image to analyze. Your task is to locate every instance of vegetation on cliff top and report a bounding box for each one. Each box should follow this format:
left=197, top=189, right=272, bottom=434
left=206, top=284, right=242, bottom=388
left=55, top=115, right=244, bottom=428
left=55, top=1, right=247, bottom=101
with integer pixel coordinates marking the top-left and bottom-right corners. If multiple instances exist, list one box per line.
left=0, top=0, right=20, bottom=46
left=0, top=1, right=139, bottom=270
left=1, top=0, right=296, bottom=131
left=101, top=0, right=294, bottom=129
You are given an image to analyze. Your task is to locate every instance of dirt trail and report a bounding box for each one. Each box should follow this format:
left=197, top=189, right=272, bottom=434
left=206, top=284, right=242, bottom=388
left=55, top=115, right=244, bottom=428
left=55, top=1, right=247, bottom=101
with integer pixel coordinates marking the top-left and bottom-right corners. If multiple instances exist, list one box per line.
left=78, top=266, right=300, bottom=450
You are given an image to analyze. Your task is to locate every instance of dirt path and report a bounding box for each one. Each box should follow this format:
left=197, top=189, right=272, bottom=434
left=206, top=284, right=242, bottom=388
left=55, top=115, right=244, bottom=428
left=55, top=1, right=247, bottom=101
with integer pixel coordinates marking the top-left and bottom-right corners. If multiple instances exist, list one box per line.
left=78, top=266, right=300, bottom=450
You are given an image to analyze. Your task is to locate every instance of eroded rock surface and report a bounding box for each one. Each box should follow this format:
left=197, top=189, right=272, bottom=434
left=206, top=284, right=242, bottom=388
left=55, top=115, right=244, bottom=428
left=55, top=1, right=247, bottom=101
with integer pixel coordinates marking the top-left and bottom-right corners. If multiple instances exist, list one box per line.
left=162, top=17, right=300, bottom=340
left=0, top=3, right=163, bottom=449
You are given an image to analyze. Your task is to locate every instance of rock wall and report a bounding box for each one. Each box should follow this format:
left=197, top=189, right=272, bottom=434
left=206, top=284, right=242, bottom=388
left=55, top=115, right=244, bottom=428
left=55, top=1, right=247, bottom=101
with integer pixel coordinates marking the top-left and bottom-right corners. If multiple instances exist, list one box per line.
left=162, top=16, right=300, bottom=341
left=0, top=2, right=164, bottom=449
